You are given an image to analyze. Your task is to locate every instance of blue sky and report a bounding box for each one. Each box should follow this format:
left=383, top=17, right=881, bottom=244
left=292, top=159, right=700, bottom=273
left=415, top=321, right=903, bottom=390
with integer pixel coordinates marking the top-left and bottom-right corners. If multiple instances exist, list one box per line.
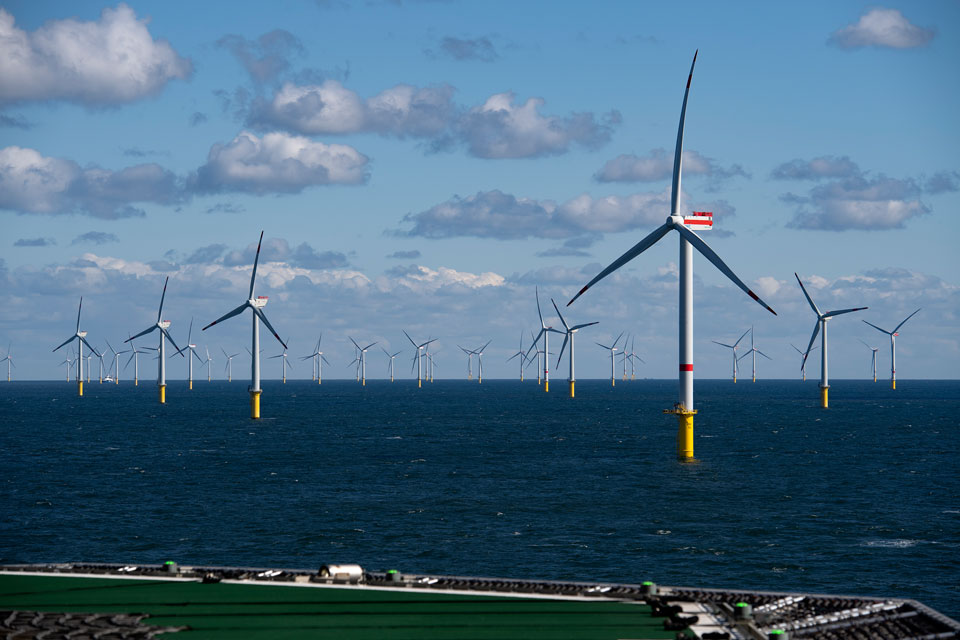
left=1, top=0, right=958, bottom=381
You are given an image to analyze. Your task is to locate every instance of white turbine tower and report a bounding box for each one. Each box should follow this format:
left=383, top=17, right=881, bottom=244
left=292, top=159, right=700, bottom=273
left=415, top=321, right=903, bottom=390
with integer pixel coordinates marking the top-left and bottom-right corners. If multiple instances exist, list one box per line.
left=712, top=328, right=750, bottom=383
left=106, top=340, right=126, bottom=384
left=301, top=337, right=329, bottom=384
left=506, top=333, right=526, bottom=382
left=474, top=340, right=492, bottom=384
left=796, top=273, right=867, bottom=408
left=59, top=351, right=74, bottom=382
left=789, top=343, right=818, bottom=382
left=596, top=332, right=624, bottom=387
left=126, top=276, right=184, bottom=404
left=349, top=337, right=377, bottom=386
left=222, top=348, right=240, bottom=382
left=626, top=337, right=645, bottom=381
left=53, top=297, right=96, bottom=397
left=859, top=339, right=879, bottom=382
left=552, top=298, right=598, bottom=398
left=122, top=336, right=145, bottom=385
left=458, top=345, right=476, bottom=381
left=862, top=309, right=921, bottom=390
left=403, top=331, right=436, bottom=388
left=382, top=347, right=402, bottom=382
left=737, top=327, right=771, bottom=383
left=201, top=346, right=213, bottom=382
left=93, top=345, right=105, bottom=383
left=269, top=346, right=293, bottom=383
left=568, top=52, right=777, bottom=461
left=202, top=231, right=287, bottom=419
left=174, top=318, right=204, bottom=390
left=526, top=287, right=562, bottom=393
left=1, top=342, right=14, bottom=381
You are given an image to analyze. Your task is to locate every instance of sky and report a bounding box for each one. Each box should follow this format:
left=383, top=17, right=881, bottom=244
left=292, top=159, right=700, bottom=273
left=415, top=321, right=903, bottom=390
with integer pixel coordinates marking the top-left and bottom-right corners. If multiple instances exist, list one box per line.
left=1, top=0, right=958, bottom=382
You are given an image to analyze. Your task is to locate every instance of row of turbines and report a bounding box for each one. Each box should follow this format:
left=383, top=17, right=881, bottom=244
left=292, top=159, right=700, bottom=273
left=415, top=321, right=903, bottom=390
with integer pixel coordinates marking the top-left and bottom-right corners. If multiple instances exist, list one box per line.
left=25, top=51, right=924, bottom=461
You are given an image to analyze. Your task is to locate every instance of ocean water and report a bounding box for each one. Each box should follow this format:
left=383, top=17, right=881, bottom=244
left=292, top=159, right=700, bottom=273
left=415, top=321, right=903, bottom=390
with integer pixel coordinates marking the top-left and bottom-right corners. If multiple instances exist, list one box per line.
left=1, top=378, right=957, bottom=617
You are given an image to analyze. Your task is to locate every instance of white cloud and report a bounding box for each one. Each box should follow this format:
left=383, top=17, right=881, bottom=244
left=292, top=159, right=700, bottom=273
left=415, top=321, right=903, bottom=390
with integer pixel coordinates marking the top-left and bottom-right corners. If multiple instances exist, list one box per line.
left=459, top=92, right=620, bottom=159
left=191, top=131, right=369, bottom=193
left=771, top=156, right=861, bottom=180
left=785, top=175, right=928, bottom=231
left=0, top=4, right=191, bottom=105
left=0, top=146, right=180, bottom=218
left=595, top=148, right=748, bottom=183
left=829, top=8, right=934, bottom=50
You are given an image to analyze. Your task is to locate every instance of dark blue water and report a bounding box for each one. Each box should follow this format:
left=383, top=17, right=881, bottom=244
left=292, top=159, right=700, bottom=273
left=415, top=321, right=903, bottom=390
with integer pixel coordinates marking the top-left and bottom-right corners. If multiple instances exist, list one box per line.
left=1, top=379, right=957, bottom=616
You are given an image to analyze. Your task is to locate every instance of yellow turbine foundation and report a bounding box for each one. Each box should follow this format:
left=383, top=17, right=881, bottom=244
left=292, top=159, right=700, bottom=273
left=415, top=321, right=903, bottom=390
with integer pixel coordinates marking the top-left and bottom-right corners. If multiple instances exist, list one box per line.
left=250, top=390, right=261, bottom=419
left=78, top=381, right=83, bottom=397
left=418, top=378, right=422, bottom=388
left=159, top=384, right=166, bottom=404
left=569, top=380, right=575, bottom=398
left=544, top=379, right=549, bottom=393
left=189, top=380, right=193, bottom=390
left=672, top=409, right=696, bottom=462
left=892, top=380, right=896, bottom=390
left=820, top=386, right=828, bottom=409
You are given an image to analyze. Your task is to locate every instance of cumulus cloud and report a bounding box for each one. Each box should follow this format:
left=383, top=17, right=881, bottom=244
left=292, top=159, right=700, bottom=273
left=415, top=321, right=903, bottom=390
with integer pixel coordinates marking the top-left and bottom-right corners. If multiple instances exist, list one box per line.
left=829, top=8, right=934, bottom=49
left=0, top=113, right=32, bottom=129
left=14, top=237, right=55, bottom=247
left=382, top=264, right=505, bottom=291
left=223, top=237, right=349, bottom=270
left=771, top=155, right=861, bottom=180
left=785, top=175, right=928, bottom=231
left=595, top=148, right=748, bottom=183
left=205, top=202, right=245, bottom=214
left=251, top=81, right=618, bottom=158
left=72, top=231, right=119, bottom=245
left=0, top=4, right=192, bottom=106
left=251, top=80, right=455, bottom=138
left=458, top=93, right=620, bottom=158
left=0, top=146, right=181, bottom=218
left=399, top=189, right=672, bottom=240
left=427, top=36, right=498, bottom=62
left=217, top=29, right=304, bottom=85
left=190, top=131, right=369, bottom=193
left=925, top=170, right=960, bottom=194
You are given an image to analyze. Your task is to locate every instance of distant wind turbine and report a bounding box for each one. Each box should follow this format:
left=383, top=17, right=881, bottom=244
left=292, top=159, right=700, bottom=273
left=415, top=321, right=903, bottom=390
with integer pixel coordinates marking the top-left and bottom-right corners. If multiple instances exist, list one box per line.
left=59, top=350, right=74, bottom=382
left=473, top=340, right=492, bottom=384
left=201, top=346, right=213, bottom=382
left=862, top=309, right=921, bottom=390
left=552, top=298, right=598, bottom=397
left=222, top=347, right=240, bottom=382
left=796, top=273, right=867, bottom=408
left=526, top=287, right=563, bottom=393
left=403, top=330, right=436, bottom=388
left=1, top=342, right=14, bottom=382
left=174, top=318, right=204, bottom=390
left=458, top=345, right=475, bottom=381
left=737, top=327, right=771, bottom=383
left=349, top=337, right=377, bottom=386
left=382, top=347, right=402, bottom=382
left=859, top=339, right=879, bottom=382
left=712, top=328, right=750, bottom=384
left=125, top=276, right=184, bottom=404
left=596, top=332, right=624, bottom=387
left=568, top=52, right=777, bottom=461
left=203, top=231, right=287, bottom=419
left=625, top=336, right=644, bottom=380
left=506, top=333, right=526, bottom=382
left=301, top=336, right=329, bottom=384
left=789, top=343, right=818, bottom=382
left=53, top=297, right=96, bottom=397
left=269, top=346, right=293, bottom=383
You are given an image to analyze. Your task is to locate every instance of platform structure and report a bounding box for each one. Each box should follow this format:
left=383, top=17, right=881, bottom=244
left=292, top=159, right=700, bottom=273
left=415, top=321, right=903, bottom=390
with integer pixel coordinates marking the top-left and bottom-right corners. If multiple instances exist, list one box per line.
left=2, top=563, right=958, bottom=639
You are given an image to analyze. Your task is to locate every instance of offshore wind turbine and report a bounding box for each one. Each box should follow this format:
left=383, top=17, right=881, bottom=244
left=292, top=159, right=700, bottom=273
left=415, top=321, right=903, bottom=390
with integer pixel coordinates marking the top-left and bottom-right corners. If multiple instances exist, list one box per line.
left=474, top=340, right=492, bottom=384
left=552, top=299, right=598, bottom=398
left=457, top=345, right=476, bottom=381
left=403, top=330, right=436, bottom=388
left=269, top=346, right=293, bottom=383
left=712, top=328, right=750, bottom=383
left=59, top=351, right=74, bottom=382
left=301, top=337, right=329, bottom=384
left=626, top=337, right=644, bottom=381
left=93, top=346, right=105, bottom=383
left=1, top=343, right=14, bottom=381
left=862, top=309, right=921, bottom=390
left=349, top=337, right=377, bottom=386
left=596, top=332, right=624, bottom=387
left=222, top=347, right=240, bottom=382
left=126, top=276, right=184, bottom=404
left=174, top=318, right=204, bottom=389
left=796, top=273, right=867, bottom=408
left=382, top=347, right=402, bottom=382
left=506, top=333, right=526, bottom=382
left=53, top=297, right=96, bottom=397
left=106, top=340, right=125, bottom=384
left=737, top=327, right=771, bottom=383
left=859, top=339, right=879, bottom=382
left=568, top=52, right=777, bottom=461
left=525, top=287, right=562, bottom=392
left=790, top=343, right=818, bottom=382
left=203, top=231, right=287, bottom=419
left=123, top=337, right=145, bottom=385
left=201, top=346, right=213, bottom=382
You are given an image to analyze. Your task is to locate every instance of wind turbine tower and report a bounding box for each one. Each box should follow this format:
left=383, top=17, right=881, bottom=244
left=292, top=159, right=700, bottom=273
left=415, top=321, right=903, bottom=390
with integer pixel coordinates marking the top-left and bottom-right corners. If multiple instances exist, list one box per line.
left=552, top=299, right=598, bottom=397
left=526, top=287, right=562, bottom=392
left=506, top=333, right=526, bottom=382
left=53, top=297, right=96, bottom=397
left=222, top=348, right=240, bottom=382
left=126, top=277, right=184, bottom=403
left=862, top=309, right=921, bottom=390
left=203, top=231, right=287, bottom=418
left=568, top=52, right=777, bottom=461
left=596, top=332, right=624, bottom=387
left=796, top=273, right=867, bottom=408
left=1, top=343, right=13, bottom=381
left=790, top=343, right=818, bottom=382
left=349, top=337, right=377, bottom=386
left=382, top=347, right=401, bottom=382
left=713, top=328, right=750, bottom=383
left=737, top=327, right=771, bottom=383
left=859, top=339, right=879, bottom=382
left=403, top=331, right=436, bottom=388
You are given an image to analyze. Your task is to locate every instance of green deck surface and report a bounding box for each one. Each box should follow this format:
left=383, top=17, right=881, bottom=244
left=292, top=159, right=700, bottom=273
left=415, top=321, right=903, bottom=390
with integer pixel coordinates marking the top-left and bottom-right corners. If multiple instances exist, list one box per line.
left=0, top=574, right=688, bottom=639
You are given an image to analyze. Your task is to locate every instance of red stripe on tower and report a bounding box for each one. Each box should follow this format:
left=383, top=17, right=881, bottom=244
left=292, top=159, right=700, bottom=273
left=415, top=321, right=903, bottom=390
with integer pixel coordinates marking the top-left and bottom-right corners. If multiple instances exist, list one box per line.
left=680, top=364, right=693, bottom=372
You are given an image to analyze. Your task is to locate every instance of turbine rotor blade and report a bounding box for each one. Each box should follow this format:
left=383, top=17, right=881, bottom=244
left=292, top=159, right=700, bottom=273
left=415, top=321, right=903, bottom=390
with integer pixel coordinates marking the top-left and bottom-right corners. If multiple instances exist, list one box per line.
left=712, top=341, right=734, bottom=348
left=568, top=223, right=671, bottom=306
left=551, top=299, right=569, bottom=331
left=160, top=327, right=183, bottom=355
left=76, top=297, right=83, bottom=332
left=801, top=321, right=821, bottom=371
left=571, top=321, right=598, bottom=331
left=757, top=350, right=772, bottom=360
left=203, top=302, right=249, bottom=331
left=253, top=307, right=287, bottom=349
left=893, top=308, right=921, bottom=334
left=126, top=325, right=157, bottom=343
left=556, top=333, right=569, bottom=369
left=823, top=306, right=867, bottom=318
left=671, top=50, right=698, bottom=215
left=795, top=273, right=821, bottom=316
left=862, top=319, right=890, bottom=335
left=676, top=224, right=776, bottom=315
left=157, top=276, right=169, bottom=322
left=53, top=335, right=74, bottom=352
left=249, top=230, right=264, bottom=299
left=733, top=327, right=751, bottom=348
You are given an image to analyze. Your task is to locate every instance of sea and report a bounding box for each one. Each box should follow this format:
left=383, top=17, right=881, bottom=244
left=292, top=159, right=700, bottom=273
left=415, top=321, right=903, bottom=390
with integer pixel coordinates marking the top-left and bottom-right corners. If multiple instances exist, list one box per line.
left=1, top=378, right=957, bottom=617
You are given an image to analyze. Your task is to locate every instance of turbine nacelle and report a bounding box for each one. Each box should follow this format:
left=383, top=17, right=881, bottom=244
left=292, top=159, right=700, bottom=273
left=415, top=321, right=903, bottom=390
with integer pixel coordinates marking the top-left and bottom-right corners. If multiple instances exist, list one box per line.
left=252, top=296, right=268, bottom=308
